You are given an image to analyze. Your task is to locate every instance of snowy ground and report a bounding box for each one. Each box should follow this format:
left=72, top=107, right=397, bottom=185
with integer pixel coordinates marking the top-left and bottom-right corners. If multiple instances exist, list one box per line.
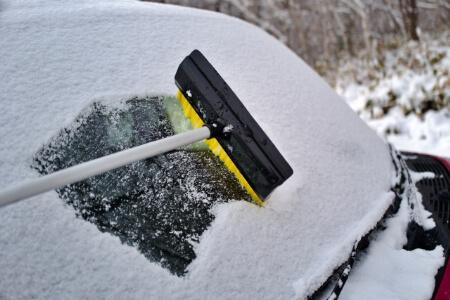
left=0, top=1, right=446, bottom=299
left=335, top=32, right=450, bottom=158
left=335, top=31, right=450, bottom=299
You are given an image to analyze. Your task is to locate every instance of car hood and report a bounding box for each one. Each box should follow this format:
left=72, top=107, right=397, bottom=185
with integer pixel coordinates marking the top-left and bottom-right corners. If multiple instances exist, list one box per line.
left=0, top=1, right=394, bottom=298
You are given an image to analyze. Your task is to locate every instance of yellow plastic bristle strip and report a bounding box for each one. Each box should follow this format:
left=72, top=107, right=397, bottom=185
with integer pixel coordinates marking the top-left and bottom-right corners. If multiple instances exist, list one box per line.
left=177, top=90, right=264, bottom=206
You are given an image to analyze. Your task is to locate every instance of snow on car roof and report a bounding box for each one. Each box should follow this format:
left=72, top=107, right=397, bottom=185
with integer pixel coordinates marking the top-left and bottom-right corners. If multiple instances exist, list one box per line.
left=0, top=0, right=394, bottom=298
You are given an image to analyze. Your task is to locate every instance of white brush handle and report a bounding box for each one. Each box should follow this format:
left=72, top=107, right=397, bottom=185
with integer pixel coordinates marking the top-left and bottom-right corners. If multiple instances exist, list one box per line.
left=0, top=126, right=211, bottom=208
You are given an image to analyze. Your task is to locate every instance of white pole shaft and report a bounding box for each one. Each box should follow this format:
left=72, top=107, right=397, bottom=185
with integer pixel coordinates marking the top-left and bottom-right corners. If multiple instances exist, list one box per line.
left=0, top=127, right=211, bottom=208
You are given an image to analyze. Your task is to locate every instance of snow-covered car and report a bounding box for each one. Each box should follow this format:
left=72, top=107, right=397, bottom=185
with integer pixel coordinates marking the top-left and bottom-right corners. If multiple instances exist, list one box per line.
left=0, top=1, right=449, bottom=299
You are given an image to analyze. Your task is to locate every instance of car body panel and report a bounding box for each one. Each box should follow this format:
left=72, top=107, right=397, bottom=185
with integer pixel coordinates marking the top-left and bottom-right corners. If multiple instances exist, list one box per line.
left=0, top=1, right=419, bottom=299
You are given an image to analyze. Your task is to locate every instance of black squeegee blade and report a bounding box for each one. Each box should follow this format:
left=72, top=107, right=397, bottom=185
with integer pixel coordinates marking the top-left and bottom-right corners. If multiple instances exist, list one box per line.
left=175, top=50, right=293, bottom=201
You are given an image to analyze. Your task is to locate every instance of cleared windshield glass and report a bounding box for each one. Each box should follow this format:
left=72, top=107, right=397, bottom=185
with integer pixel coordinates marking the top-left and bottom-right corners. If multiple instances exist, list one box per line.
left=33, top=96, right=251, bottom=276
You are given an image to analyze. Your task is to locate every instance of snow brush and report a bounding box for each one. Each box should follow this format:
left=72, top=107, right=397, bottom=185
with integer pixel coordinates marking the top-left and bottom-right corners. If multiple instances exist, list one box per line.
left=0, top=50, right=293, bottom=208
left=175, top=50, right=293, bottom=204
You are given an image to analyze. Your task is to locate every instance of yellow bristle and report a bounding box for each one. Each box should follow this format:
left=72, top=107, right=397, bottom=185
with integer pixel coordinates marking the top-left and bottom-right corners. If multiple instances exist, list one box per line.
left=177, top=90, right=264, bottom=206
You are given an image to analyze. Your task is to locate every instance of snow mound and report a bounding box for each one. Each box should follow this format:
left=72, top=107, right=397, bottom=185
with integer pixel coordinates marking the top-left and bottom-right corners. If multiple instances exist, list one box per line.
left=336, top=32, right=450, bottom=157
left=0, top=1, right=394, bottom=299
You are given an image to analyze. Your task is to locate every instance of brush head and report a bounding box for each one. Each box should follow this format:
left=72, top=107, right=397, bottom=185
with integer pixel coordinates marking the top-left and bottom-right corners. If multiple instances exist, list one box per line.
left=175, top=50, right=293, bottom=203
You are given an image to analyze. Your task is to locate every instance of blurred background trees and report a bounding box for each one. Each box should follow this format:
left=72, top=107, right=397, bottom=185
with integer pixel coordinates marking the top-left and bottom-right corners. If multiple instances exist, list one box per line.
left=144, top=0, right=450, bottom=84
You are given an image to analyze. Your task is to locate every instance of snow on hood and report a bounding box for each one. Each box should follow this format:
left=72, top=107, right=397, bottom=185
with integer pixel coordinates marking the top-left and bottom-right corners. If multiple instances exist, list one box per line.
left=0, top=1, right=394, bottom=299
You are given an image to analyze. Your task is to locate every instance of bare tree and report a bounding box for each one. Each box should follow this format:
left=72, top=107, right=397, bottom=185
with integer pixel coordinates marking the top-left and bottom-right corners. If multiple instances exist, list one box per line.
left=400, top=0, right=420, bottom=40
left=435, top=0, right=441, bottom=31
left=143, top=0, right=450, bottom=80
left=378, top=0, right=408, bottom=39
left=339, top=0, right=372, bottom=58
left=329, top=0, right=350, bottom=55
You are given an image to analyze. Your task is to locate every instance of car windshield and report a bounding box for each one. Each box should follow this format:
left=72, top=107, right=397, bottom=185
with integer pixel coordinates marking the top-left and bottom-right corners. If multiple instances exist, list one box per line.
left=33, top=96, right=252, bottom=276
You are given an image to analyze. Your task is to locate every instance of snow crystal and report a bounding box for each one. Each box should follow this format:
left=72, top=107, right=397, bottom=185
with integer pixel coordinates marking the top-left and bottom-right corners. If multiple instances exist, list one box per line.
left=223, top=124, right=233, bottom=133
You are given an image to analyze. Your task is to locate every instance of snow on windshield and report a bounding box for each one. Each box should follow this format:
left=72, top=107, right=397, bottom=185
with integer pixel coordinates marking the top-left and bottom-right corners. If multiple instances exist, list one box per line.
left=33, top=96, right=251, bottom=276
left=0, top=0, right=442, bottom=299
